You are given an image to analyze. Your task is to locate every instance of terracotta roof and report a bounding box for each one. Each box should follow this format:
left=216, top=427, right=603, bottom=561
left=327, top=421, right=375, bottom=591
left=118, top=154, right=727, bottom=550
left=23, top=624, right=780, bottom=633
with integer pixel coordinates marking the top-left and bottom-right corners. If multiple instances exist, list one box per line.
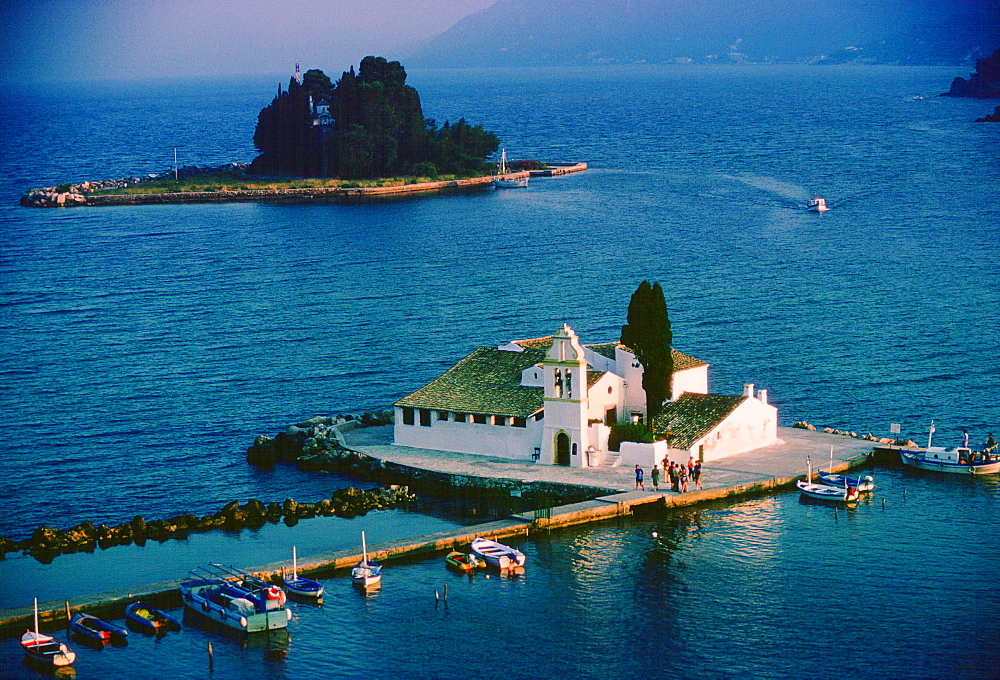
left=394, top=346, right=547, bottom=417
left=651, top=392, right=746, bottom=450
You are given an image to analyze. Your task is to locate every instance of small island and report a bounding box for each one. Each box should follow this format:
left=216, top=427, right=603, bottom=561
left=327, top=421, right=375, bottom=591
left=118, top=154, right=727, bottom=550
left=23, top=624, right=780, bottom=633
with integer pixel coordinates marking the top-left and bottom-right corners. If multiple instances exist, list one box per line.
left=20, top=56, right=586, bottom=208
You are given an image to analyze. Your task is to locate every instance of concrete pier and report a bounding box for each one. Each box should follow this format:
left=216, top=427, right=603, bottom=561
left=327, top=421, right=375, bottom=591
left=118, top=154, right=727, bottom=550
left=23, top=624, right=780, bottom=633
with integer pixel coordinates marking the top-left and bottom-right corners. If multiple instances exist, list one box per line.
left=0, top=426, right=874, bottom=636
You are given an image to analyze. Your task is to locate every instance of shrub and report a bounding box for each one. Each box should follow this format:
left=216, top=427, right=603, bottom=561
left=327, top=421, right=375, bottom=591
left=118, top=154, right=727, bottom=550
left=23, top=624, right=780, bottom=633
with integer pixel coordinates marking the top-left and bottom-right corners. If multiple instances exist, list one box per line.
left=608, top=421, right=654, bottom=452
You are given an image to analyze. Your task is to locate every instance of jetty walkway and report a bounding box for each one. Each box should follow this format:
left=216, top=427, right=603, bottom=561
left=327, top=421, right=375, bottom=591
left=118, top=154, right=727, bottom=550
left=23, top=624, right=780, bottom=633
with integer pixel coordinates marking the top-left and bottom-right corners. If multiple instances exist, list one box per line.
left=0, top=426, right=873, bottom=636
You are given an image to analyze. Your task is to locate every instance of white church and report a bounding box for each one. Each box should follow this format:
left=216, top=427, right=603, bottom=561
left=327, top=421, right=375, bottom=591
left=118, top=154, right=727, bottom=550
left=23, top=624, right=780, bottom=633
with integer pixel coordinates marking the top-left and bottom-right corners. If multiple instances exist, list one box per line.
left=393, top=324, right=778, bottom=468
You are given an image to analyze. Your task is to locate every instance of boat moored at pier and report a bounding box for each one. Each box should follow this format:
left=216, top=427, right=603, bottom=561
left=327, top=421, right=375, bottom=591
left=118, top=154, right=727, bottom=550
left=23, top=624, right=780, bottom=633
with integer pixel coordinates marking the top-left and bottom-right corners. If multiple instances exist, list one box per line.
left=900, top=447, right=1000, bottom=474
left=470, top=537, right=526, bottom=570
left=181, top=564, right=291, bottom=632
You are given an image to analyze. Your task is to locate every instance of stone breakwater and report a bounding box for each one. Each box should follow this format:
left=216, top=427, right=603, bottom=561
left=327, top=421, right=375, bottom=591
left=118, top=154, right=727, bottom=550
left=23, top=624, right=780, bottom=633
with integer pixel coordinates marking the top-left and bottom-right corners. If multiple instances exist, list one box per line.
left=0, top=485, right=414, bottom=564
left=246, top=410, right=394, bottom=469
left=792, top=421, right=917, bottom=447
left=19, top=163, right=249, bottom=207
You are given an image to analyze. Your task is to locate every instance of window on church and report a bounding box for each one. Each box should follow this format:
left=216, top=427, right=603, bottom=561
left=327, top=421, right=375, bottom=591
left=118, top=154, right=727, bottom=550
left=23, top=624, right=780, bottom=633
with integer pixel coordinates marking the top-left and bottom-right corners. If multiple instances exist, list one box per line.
left=565, top=370, right=572, bottom=398
left=454, top=412, right=467, bottom=422
left=402, top=407, right=414, bottom=425
left=472, top=413, right=488, bottom=424
left=554, top=369, right=562, bottom=397
left=535, top=411, right=544, bottom=421
left=437, top=411, right=449, bottom=421
left=419, top=409, right=432, bottom=427
left=493, top=416, right=506, bottom=426
left=512, top=417, right=527, bottom=428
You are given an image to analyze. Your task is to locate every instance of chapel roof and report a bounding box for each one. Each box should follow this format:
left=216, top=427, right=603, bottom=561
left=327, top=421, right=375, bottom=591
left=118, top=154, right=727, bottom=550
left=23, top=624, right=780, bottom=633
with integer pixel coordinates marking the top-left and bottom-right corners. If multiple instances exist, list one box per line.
left=651, top=392, right=746, bottom=450
left=514, top=335, right=707, bottom=371
left=394, top=346, right=547, bottom=417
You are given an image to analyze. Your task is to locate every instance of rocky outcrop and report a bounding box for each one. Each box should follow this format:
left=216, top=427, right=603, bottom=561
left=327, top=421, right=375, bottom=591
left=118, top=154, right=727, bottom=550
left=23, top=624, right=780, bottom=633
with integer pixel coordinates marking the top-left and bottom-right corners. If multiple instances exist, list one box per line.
left=942, top=49, right=1000, bottom=98
left=2, top=485, right=413, bottom=563
left=975, top=105, right=1000, bottom=122
left=246, top=411, right=393, bottom=469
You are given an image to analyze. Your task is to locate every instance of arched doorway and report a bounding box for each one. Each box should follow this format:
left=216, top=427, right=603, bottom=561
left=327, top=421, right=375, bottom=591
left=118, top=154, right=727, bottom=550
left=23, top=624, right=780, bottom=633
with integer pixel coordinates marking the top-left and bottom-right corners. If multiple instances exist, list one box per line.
left=555, top=432, right=571, bottom=466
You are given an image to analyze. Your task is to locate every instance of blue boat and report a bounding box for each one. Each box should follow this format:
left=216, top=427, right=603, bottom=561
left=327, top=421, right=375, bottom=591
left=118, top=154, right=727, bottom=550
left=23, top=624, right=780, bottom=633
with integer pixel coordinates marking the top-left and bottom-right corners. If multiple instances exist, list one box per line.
left=69, top=612, right=129, bottom=642
left=816, top=470, right=875, bottom=492
left=283, top=547, right=324, bottom=599
left=125, top=602, right=180, bottom=634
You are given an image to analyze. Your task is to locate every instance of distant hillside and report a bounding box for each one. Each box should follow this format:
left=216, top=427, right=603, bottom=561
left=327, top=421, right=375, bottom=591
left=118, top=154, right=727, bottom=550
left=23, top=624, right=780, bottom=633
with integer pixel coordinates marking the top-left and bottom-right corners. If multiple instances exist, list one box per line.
left=407, top=0, right=1000, bottom=67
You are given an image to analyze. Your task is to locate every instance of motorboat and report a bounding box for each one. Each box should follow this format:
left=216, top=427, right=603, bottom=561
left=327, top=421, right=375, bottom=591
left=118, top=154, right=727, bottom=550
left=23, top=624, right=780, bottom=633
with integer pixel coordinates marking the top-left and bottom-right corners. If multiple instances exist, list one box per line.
left=492, top=149, right=528, bottom=188
left=807, top=197, right=828, bottom=212
left=283, top=546, right=324, bottom=599
left=69, top=611, right=129, bottom=642
left=900, top=447, right=1000, bottom=475
left=815, top=470, right=875, bottom=492
left=470, top=537, right=526, bottom=570
left=445, top=550, right=485, bottom=572
left=125, top=602, right=181, bottom=633
left=796, top=479, right=860, bottom=503
left=22, top=598, right=76, bottom=667
left=351, top=531, right=382, bottom=588
left=181, top=564, right=291, bottom=632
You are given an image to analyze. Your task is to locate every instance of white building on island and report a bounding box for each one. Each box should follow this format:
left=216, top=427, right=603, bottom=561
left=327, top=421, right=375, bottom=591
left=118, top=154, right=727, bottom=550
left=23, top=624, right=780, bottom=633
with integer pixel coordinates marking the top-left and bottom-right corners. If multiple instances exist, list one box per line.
left=393, top=324, right=778, bottom=468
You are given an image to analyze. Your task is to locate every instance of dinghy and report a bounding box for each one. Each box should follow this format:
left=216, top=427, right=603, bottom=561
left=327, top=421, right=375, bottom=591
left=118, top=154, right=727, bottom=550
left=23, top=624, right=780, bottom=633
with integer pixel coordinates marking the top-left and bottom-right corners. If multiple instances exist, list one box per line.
left=351, top=531, right=382, bottom=588
left=284, top=546, right=324, bottom=598
left=69, top=611, right=128, bottom=642
left=470, top=537, right=526, bottom=570
left=21, top=598, right=76, bottom=667
left=125, top=602, right=180, bottom=633
left=445, top=550, right=485, bottom=572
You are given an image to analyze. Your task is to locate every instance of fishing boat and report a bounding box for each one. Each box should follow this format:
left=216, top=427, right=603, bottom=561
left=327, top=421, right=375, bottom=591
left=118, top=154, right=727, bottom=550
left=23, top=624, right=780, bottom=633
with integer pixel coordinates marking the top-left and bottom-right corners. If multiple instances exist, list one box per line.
left=445, top=550, right=485, bottom=573
left=797, top=479, right=860, bottom=503
left=492, top=149, right=528, bottom=188
left=816, top=470, right=875, bottom=491
left=351, top=531, right=382, bottom=588
left=181, top=563, right=292, bottom=632
left=283, top=546, right=324, bottom=599
left=900, top=447, right=1000, bottom=474
left=22, top=598, right=76, bottom=667
left=125, top=602, right=180, bottom=633
left=69, top=611, right=129, bottom=642
left=470, top=537, right=526, bottom=570
left=807, top=197, right=828, bottom=212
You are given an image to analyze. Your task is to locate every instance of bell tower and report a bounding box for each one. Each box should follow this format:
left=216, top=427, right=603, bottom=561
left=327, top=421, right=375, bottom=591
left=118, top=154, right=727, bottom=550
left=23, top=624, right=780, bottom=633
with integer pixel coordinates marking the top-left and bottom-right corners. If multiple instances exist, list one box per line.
left=540, top=324, right=589, bottom=467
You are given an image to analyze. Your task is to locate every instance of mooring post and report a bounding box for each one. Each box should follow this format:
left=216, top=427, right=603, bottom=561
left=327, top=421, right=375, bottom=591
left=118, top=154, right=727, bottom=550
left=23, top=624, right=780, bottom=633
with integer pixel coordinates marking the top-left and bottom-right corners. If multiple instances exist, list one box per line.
left=208, top=640, right=214, bottom=671
left=64, top=601, right=71, bottom=622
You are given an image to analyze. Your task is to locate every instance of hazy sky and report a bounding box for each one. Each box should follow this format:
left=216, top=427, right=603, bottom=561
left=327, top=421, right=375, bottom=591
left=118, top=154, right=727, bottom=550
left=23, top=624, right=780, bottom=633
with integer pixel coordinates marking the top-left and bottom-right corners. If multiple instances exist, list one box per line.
left=1, top=0, right=496, bottom=82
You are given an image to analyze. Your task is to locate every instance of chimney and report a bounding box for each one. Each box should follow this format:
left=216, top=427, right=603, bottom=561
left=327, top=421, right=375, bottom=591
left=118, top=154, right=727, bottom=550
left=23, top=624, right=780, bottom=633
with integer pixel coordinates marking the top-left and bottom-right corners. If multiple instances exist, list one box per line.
left=743, top=383, right=754, bottom=398
left=757, top=389, right=768, bottom=405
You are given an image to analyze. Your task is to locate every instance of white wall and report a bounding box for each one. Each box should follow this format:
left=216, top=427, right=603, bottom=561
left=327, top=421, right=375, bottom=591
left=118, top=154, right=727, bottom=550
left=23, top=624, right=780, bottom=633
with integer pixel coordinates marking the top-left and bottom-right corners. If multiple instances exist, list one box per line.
left=672, top=365, right=708, bottom=399
left=393, top=409, right=543, bottom=460
left=619, top=440, right=669, bottom=468
left=691, top=397, right=778, bottom=462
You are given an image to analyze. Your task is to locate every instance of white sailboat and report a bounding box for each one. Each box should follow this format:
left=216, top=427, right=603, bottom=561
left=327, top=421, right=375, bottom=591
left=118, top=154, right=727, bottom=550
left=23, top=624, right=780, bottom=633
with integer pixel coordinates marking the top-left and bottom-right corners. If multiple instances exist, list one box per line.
left=492, top=149, right=528, bottom=188
left=351, top=531, right=382, bottom=588
left=21, top=598, right=76, bottom=667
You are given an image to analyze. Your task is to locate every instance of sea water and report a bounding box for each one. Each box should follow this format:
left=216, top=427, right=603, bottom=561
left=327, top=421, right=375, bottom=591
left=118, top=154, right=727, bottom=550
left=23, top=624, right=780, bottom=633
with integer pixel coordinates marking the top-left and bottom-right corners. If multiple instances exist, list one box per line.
left=0, top=65, right=997, bottom=678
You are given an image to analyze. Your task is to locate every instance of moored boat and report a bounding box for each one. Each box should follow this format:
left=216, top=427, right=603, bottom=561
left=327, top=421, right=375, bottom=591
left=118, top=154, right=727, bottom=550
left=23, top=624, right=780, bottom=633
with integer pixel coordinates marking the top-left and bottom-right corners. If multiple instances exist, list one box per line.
left=445, top=550, right=485, bottom=572
left=125, top=602, right=180, bottom=633
left=69, top=611, right=128, bottom=642
left=797, top=479, right=860, bottom=503
left=181, top=563, right=292, bottom=633
left=283, top=546, right=324, bottom=599
left=900, top=446, right=1000, bottom=475
left=22, top=598, right=76, bottom=667
left=492, top=149, right=528, bottom=188
left=470, top=537, right=526, bottom=570
left=816, top=470, right=875, bottom=492
left=351, top=531, right=382, bottom=588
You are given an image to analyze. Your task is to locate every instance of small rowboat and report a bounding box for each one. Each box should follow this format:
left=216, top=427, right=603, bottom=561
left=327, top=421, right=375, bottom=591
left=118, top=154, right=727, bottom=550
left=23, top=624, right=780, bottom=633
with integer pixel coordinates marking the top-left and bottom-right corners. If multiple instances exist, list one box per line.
left=69, top=611, right=128, bottom=642
left=125, top=602, right=180, bottom=633
left=22, top=598, right=76, bottom=667
left=797, top=480, right=860, bottom=503
left=445, top=550, right=485, bottom=572
left=470, top=537, right=526, bottom=571
left=351, top=531, right=382, bottom=588
left=284, top=546, right=324, bottom=598
left=816, top=470, right=875, bottom=492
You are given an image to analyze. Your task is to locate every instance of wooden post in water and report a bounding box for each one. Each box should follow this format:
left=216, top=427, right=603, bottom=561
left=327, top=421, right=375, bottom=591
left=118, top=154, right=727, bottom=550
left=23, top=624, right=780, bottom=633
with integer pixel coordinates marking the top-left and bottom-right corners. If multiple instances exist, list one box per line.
left=64, top=601, right=71, bottom=622
left=208, top=640, right=214, bottom=671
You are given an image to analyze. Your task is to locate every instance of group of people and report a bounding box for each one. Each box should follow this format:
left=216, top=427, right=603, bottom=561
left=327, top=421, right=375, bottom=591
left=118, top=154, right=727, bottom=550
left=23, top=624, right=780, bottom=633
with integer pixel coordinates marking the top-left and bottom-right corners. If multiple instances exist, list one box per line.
left=959, top=429, right=997, bottom=464
left=635, top=457, right=703, bottom=492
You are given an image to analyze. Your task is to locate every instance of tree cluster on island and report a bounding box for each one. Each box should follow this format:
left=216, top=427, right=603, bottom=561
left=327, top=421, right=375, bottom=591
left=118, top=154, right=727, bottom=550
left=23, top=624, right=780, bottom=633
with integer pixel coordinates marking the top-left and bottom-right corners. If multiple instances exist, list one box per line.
left=250, top=57, right=501, bottom=179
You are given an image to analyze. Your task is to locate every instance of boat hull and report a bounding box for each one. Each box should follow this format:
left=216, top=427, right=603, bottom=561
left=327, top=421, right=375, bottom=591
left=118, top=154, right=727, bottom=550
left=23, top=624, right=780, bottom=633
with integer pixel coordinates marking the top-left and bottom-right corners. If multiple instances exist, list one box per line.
left=69, top=613, right=111, bottom=642
left=181, top=580, right=291, bottom=633
left=125, top=603, right=179, bottom=633
left=21, top=631, right=76, bottom=666
left=493, top=177, right=528, bottom=188
left=797, top=480, right=858, bottom=503
left=815, top=471, right=875, bottom=492
left=470, top=537, right=526, bottom=570
left=900, top=450, right=1000, bottom=475
left=284, top=575, right=324, bottom=598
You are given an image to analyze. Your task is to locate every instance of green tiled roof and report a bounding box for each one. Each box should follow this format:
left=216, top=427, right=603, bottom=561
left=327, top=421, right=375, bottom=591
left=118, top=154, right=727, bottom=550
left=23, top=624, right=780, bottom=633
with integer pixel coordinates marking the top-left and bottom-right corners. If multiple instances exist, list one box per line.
left=395, top=346, right=547, bottom=418
left=516, top=335, right=707, bottom=372
left=651, top=392, right=746, bottom=450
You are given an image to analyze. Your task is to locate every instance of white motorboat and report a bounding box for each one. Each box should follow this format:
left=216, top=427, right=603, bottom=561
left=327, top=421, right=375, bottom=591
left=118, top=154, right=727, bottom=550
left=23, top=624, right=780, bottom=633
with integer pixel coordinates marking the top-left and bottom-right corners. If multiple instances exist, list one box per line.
left=807, top=197, right=828, bottom=212
left=181, top=564, right=291, bottom=633
left=816, top=470, right=875, bottom=492
left=351, top=531, right=382, bottom=588
left=470, top=537, right=526, bottom=570
left=284, top=546, right=324, bottom=599
left=22, top=598, right=76, bottom=667
left=900, top=447, right=1000, bottom=475
left=797, top=479, right=860, bottom=503
left=492, top=149, right=528, bottom=188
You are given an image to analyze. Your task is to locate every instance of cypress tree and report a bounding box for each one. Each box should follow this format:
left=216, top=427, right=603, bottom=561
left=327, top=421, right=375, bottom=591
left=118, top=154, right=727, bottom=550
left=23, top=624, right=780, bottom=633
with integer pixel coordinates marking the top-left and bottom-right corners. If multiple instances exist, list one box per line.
left=621, top=281, right=674, bottom=422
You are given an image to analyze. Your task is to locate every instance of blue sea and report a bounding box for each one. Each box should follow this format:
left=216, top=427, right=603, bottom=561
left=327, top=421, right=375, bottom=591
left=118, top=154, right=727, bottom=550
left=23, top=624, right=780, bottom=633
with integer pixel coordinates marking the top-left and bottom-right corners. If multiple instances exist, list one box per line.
left=0, top=64, right=998, bottom=678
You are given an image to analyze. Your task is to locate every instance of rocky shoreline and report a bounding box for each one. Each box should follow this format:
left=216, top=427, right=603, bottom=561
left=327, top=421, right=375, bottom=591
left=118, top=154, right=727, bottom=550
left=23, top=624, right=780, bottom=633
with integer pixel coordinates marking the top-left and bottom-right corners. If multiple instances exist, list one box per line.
left=792, top=420, right=917, bottom=447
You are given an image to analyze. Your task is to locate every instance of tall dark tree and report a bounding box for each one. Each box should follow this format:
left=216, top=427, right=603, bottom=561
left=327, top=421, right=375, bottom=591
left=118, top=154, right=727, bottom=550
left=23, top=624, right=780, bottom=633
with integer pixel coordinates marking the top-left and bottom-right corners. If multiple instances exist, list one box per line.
left=620, top=281, right=674, bottom=422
